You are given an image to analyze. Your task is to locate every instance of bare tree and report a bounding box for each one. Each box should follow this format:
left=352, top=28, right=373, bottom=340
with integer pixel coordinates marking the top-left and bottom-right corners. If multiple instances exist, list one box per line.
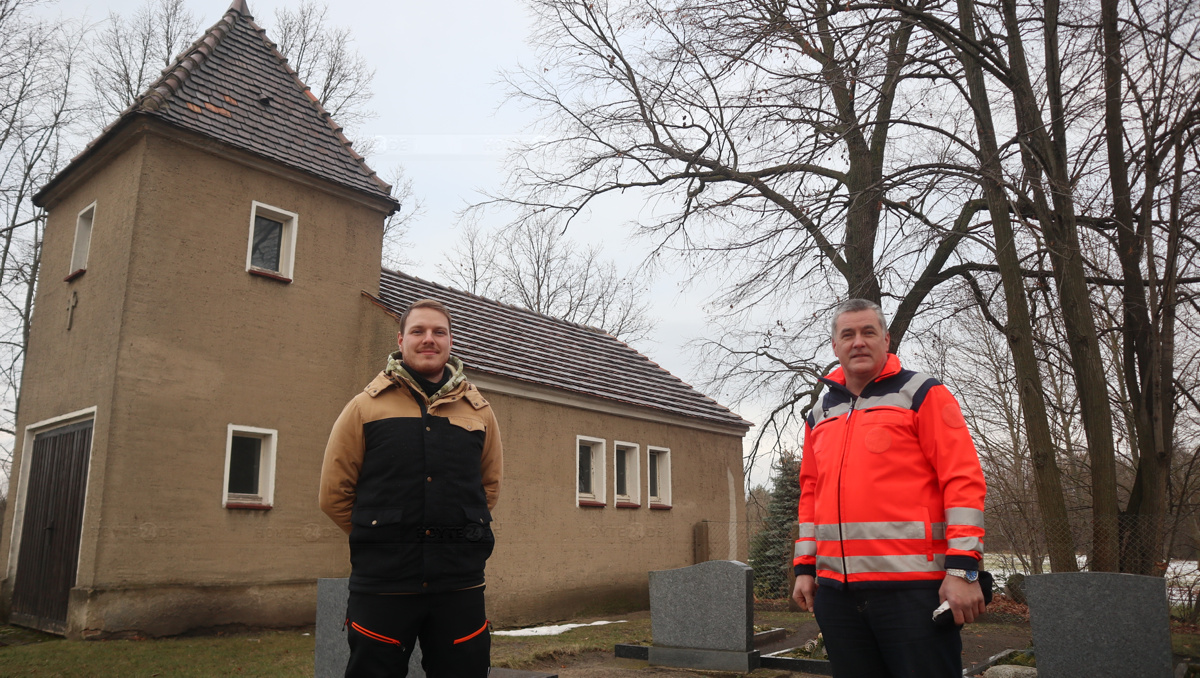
left=482, top=0, right=1003, bottom=477
left=380, top=165, right=423, bottom=271
left=438, top=220, right=501, bottom=298
left=86, top=0, right=200, bottom=127
left=901, top=0, right=1200, bottom=572
left=0, top=0, right=85, bottom=485
left=439, top=220, right=655, bottom=344
left=267, top=1, right=375, bottom=131
left=492, top=0, right=1200, bottom=574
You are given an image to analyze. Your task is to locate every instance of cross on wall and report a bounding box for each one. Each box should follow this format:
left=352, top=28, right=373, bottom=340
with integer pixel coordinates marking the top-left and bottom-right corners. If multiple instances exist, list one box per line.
left=66, top=291, right=77, bottom=330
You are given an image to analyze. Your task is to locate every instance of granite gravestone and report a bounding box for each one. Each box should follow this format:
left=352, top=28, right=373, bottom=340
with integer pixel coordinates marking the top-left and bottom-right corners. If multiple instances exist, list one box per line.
left=315, top=578, right=425, bottom=678
left=1025, top=572, right=1173, bottom=678
left=646, top=560, right=759, bottom=671
left=315, top=578, right=557, bottom=678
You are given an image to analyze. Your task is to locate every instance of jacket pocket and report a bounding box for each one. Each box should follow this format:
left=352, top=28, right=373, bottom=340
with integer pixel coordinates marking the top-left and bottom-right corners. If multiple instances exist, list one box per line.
left=464, top=505, right=492, bottom=525
left=349, top=621, right=405, bottom=648
left=447, top=415, right=486, bottom=433
left=351, top=507, right=405, bottom=528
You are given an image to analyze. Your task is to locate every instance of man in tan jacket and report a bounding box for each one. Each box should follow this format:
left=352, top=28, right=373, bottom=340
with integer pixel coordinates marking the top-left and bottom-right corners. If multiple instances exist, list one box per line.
left=320, top=299, right=502, bottom=677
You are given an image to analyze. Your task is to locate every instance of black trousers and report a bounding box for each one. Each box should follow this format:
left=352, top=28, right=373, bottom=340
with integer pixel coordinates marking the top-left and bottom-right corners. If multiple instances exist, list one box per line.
left=345, top=587, right=490, bottom=678
left=813, top=585, right=962, bottom=678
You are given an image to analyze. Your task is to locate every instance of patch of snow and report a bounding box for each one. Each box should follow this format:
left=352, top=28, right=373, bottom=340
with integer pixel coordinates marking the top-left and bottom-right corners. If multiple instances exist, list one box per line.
left=493, top=620, right=627, bottom=637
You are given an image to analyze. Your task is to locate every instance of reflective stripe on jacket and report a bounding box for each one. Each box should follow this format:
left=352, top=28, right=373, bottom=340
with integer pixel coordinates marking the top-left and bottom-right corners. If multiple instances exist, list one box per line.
left=793, top=354, right=985, bottom=588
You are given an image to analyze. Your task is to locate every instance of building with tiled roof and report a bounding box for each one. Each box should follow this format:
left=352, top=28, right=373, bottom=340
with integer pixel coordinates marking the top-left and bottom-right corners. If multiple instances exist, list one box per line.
left=1, top=1, right=750, bottom=639
left=373, top=270, right=749, bottom=431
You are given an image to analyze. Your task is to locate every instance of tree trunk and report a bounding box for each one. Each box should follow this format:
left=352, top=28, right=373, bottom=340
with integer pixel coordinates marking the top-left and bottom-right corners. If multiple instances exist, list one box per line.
left=1096, top=0, right=1168, bottom=575
left=955, top=0, right=1077, bottom=573
left=1000, top=0, right=1121, bottom=571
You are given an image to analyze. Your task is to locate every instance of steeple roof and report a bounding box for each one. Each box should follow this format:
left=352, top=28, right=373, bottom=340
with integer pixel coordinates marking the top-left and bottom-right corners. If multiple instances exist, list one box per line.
left=38, top=0, right=394, bottom=206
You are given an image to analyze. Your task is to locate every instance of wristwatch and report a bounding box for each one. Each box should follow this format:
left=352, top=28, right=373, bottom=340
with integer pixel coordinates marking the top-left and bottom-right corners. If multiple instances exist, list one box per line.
left=945, top=568, right=979, bottom=583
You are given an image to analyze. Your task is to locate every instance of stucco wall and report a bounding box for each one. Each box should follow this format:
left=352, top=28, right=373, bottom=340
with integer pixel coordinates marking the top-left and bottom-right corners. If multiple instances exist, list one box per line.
left=0, top=134, right=147, bottom=619
left=83, top=131, right=387, bottom=593
left=3, top=125, right=397, bottom=637
left=481, top=391, right=746, bottom=625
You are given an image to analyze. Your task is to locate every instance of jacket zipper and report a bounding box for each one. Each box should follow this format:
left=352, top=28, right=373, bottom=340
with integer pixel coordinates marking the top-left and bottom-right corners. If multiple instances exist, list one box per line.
left=836, top=393, right=858, bottom=586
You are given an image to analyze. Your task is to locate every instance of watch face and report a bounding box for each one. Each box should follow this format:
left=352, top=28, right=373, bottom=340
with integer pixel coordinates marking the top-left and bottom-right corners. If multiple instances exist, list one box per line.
left=966, top=570, right=979, bottom=583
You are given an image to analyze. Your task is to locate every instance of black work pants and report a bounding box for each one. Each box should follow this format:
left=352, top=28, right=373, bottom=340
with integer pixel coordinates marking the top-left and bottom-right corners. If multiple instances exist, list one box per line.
left=345, top=587, right=490, bottom=678
left=813, top=585, right=961, bottom=678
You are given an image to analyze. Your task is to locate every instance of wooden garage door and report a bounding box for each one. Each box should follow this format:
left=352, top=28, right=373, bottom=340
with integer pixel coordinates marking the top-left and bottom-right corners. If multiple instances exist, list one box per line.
left=10, top=419, right=93, bottom=634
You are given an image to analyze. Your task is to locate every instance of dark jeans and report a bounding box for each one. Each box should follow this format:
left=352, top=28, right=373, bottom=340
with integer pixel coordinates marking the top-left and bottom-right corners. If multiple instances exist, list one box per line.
left=345, top=587, right=490, bottom=678
left=813, top=585, right=961, bottom=678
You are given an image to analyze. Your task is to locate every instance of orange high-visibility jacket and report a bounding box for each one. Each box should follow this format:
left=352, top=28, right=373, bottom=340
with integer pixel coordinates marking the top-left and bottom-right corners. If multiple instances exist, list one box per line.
left=793, top=354, right=986, bottom=588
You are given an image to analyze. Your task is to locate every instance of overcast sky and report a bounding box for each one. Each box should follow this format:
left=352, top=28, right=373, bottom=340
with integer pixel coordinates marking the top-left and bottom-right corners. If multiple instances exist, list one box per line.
left=37, top=0, right=777, bottom=484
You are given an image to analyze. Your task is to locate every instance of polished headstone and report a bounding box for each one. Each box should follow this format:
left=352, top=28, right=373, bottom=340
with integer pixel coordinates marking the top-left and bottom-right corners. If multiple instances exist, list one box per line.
left=1026, top=572, right=1172, bottom=678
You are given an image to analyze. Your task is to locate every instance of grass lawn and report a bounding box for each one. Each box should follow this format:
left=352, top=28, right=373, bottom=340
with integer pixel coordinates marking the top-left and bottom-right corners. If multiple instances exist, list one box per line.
left=1175, top=632, right=1200, bottom=660
left=0, top=609, right=1186, bottom=676
left=0, top=610, right=810, bottom=676
left=0, top=628, right=314, bottom=677
left=492, top=617, right=651, bottom=668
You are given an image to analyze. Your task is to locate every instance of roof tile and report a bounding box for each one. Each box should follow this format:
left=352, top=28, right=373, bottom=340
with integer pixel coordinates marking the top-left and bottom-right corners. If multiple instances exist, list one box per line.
left=375, top=270, right=750, bottom=430
left=38, top=1, right=395, bottom=207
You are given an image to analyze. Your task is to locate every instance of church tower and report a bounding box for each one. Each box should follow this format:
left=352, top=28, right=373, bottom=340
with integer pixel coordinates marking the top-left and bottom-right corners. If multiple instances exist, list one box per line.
left=0, top=0, right=397, bottom=637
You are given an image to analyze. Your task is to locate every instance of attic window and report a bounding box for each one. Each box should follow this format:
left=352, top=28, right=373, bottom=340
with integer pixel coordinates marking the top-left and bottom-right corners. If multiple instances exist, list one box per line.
left=246, top=201, right=297, bottom=282
left=256, top=89, right=274, bottom=106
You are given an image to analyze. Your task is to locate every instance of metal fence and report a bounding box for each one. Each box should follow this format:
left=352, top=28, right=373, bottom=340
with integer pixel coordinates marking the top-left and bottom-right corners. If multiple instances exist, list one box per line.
left=694, top=519, right=752, bottom=564
left=696, top=519, right=796, bottom=601
left=699, top=513, right=1200, bottom=616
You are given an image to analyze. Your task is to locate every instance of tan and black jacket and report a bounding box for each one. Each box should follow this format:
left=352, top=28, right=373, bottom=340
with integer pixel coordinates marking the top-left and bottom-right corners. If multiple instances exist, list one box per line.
left=320, top=355, right=503, bottom=594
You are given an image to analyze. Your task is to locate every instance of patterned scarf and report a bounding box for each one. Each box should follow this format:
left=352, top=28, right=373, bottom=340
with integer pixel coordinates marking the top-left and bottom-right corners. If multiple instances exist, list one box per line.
left=384, top=350, right=466, bottom=402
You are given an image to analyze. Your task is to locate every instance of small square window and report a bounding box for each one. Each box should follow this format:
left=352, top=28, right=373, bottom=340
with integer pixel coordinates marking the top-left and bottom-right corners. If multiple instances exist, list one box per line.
left=224, top=425, right=277, bottom=508
left=648, top=446, right=671, bottom=508
left=245, top=202, right=297, bottom=281
left=68, top=202, right=95, bottom=280
left=614, top=442, right=640, bottom=508
left=576, top=436, right=606, bottom=507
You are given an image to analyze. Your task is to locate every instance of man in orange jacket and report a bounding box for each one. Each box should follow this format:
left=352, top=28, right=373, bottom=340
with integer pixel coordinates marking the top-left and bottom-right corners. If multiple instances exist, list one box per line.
left=792, top=299, right=986, bottom=677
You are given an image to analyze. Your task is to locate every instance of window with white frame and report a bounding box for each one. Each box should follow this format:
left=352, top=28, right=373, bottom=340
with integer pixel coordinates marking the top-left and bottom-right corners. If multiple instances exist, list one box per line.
left=614, top=442, right=640, bottom=507
left=648, top=446, right=671, bottom=507
left=576, top=436, right=606, bottom=507
left=223, top=425, right=277, bottom=508
left=68, top=202, right=95, bottom=279
left=245, top=201, right=297, bottom=281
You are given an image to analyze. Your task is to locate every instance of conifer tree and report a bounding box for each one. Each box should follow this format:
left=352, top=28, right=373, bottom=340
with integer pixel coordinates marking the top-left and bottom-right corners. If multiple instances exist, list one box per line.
left=749, top=451, right=801, bottom=599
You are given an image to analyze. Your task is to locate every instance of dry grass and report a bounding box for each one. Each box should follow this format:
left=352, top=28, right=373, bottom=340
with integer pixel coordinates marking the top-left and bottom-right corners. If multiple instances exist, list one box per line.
left=0, top=627, right=313, bottom=677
